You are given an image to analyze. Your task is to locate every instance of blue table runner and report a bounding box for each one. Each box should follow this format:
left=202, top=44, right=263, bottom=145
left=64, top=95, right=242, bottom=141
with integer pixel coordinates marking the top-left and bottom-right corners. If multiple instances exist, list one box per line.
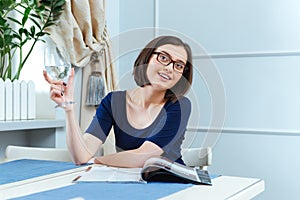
left=0, top=159, right=80, bottom=185
left=13, top=182, right=194, bottom=200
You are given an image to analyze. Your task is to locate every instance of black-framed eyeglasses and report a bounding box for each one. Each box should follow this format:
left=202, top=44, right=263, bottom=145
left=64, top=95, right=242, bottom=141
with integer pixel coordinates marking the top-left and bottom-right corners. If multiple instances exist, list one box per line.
left=152, top=52, right=186, bottom=74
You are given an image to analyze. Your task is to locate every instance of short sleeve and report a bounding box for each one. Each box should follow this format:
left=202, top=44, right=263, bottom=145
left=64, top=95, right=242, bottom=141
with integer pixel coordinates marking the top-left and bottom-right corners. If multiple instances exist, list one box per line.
left=85, top=92, right=115, bottom=142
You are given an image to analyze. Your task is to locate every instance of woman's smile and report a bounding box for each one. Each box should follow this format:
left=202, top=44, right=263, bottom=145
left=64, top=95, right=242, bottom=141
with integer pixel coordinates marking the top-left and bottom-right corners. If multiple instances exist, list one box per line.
left=158, top=72, right=171, bottom=81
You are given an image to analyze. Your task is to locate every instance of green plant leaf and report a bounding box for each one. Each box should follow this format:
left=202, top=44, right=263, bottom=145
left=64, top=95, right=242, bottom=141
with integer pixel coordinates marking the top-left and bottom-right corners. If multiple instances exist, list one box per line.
left=7, top=16, right=22, bottom=25
left=54, top=0, right=65, bottom=8
left=36, top=32, right=46, bottom=37
left=0, top=0, right=15, bottom=11
left=40, top=0, right=52, bottom=6
left=22, top=7, right=31, bottom=26
left=23, top=29, right=29, bottom=38
left=29, top=17, right=42, bottom=29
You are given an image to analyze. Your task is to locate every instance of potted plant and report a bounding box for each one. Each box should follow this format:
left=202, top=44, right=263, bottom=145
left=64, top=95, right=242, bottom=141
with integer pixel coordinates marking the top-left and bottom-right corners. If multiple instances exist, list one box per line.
left=0, top=0, right=66, bottom=81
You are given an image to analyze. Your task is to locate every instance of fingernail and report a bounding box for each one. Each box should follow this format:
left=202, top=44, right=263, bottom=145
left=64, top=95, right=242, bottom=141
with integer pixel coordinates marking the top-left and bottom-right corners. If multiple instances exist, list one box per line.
left=63, top=82, right=67, bottom=86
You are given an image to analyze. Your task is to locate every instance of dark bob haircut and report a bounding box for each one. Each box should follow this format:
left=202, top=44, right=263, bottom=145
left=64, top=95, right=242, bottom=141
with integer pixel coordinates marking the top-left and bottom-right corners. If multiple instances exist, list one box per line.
left=133, top=35, right=193, bottom=102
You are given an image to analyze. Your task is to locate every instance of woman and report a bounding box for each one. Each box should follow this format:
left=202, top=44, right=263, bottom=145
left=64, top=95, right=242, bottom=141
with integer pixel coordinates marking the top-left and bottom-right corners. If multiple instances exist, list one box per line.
left=44, top=35, right=193, bottom=167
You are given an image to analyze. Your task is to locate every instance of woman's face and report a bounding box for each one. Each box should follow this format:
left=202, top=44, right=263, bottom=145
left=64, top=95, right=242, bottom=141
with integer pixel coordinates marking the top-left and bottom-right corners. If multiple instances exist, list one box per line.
left=146, top=44, right=188, bottom=91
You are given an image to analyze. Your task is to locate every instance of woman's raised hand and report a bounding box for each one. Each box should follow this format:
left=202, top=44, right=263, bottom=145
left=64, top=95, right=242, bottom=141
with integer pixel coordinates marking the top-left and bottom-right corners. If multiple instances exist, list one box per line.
left=43, top=67, right=75, bottom=109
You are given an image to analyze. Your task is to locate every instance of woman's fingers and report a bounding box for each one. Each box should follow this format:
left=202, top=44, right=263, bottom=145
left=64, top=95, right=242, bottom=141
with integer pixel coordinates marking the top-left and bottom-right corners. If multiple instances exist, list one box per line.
left=50, top=84, right=62, bottom=93
left=50, top=89, right=62, bottom=99
left=43, top=70, right=52, bottom=84
left=44, top=68, right=75, bottom=103
left=50, top=85, right=63, bottom=97
left=61, top=68, right=75, bottom=98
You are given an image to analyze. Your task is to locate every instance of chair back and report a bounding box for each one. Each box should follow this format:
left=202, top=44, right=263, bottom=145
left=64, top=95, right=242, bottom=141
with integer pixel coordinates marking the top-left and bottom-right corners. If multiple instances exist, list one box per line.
left=181, top=147, right=212, bottom=170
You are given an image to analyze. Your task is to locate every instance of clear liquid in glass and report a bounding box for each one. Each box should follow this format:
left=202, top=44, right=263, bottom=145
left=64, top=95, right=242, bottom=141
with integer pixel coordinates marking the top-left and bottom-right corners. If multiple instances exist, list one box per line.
left=45, top=65, right=70, bottom=82
left=44, top=46, right=71, bottom=82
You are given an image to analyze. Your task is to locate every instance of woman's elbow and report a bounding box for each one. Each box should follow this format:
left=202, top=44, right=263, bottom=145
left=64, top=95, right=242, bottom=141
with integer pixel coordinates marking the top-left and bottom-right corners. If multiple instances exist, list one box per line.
left=72, top=156, right=92, bottom=165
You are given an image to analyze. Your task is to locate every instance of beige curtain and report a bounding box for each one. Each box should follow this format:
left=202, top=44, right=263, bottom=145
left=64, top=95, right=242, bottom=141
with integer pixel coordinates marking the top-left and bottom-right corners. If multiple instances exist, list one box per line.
left=46, top=0, right=117, bottom=155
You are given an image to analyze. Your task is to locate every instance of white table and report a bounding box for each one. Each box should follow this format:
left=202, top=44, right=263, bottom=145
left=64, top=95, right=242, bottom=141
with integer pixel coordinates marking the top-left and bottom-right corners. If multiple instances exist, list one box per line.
left=161, top=176, right=264, bottom=200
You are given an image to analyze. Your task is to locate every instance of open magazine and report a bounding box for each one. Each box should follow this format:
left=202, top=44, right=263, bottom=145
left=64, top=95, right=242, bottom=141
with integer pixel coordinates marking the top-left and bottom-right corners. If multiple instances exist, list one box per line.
left=73, top=156, right=212, bottom=185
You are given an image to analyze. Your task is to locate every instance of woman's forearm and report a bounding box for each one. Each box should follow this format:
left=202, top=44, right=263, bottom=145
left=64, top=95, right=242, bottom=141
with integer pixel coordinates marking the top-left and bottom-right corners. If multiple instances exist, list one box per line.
left=95, top=151, right=150, bottom=168
left=64, top=107, right=100, bottom=164
left=44, top=68, right=99, bottom=164
left=95, top=141, right=163, bottom=168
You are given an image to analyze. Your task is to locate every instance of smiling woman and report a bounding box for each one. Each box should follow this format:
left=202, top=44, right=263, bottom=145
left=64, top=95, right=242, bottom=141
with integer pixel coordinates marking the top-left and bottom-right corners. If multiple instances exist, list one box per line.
left=145, top=45, right=188, bottom=93
left=134, top=36, right=193, bottom=102
left=44, top=35, right=194, bottom=168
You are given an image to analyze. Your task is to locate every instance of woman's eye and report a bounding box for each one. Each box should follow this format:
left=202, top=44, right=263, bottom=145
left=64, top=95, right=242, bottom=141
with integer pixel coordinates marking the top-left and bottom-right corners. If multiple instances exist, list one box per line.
left=175, top=63, right=184, bottom=69
left=160, top=55, right=169, bottom=61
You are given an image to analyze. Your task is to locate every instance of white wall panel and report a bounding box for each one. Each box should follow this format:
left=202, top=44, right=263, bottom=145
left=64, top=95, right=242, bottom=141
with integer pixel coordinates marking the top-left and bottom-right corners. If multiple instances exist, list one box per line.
left=191, top=56, right=300, bottom=130
left=158, top=0, right=300, bottom=54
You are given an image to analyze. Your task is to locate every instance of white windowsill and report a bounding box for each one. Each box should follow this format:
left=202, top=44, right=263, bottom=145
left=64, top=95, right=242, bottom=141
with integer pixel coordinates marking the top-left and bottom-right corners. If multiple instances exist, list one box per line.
left=0, top=119, right=65, bottom=132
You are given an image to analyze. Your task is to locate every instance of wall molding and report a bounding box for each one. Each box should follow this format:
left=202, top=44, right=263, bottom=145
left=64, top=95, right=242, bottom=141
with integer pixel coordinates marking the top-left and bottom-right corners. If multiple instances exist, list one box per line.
left=193, top=50, right=300, bottom=59
left=187, top=126, right=300, bottom=136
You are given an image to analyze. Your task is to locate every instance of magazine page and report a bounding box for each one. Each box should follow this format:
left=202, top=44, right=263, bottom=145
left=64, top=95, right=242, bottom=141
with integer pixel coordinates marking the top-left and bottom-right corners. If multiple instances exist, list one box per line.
left=73, top=165, right=145, bottom=183
left=142, top=157, right=200, bottom=182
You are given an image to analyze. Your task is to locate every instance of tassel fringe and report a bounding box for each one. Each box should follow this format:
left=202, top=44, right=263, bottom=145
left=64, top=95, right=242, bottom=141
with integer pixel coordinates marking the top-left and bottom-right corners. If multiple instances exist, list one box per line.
left=86, top=72, right=105, bottom=106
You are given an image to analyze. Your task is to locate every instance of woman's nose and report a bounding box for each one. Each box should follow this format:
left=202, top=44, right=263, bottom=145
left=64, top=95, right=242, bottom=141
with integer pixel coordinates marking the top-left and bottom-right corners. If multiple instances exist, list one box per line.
left=163, top=62, right=174, bottom=72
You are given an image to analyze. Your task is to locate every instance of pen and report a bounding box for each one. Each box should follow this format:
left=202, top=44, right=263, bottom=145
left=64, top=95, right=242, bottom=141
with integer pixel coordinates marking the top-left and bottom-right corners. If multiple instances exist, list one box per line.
left=85, top=166, right=92, bottom=172
left=72, top=175, right=81, bottom=182
left=72, top=166, right=92, bottom=182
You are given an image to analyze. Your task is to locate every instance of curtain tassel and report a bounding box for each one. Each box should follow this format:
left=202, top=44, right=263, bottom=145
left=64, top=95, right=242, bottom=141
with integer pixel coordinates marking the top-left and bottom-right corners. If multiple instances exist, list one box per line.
left=86, top=72, right=105, bottom=106
left=86, top=51, right=106, bottom=106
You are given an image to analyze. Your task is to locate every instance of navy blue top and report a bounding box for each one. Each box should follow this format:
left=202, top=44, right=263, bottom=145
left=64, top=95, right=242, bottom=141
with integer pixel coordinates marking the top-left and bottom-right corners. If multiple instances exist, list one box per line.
left=86, top=91, right=191, bottom=164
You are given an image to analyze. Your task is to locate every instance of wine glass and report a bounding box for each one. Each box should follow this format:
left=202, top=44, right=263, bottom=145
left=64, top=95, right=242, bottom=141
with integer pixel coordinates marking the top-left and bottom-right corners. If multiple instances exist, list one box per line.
left=44, top=46, right=71, bottom=83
